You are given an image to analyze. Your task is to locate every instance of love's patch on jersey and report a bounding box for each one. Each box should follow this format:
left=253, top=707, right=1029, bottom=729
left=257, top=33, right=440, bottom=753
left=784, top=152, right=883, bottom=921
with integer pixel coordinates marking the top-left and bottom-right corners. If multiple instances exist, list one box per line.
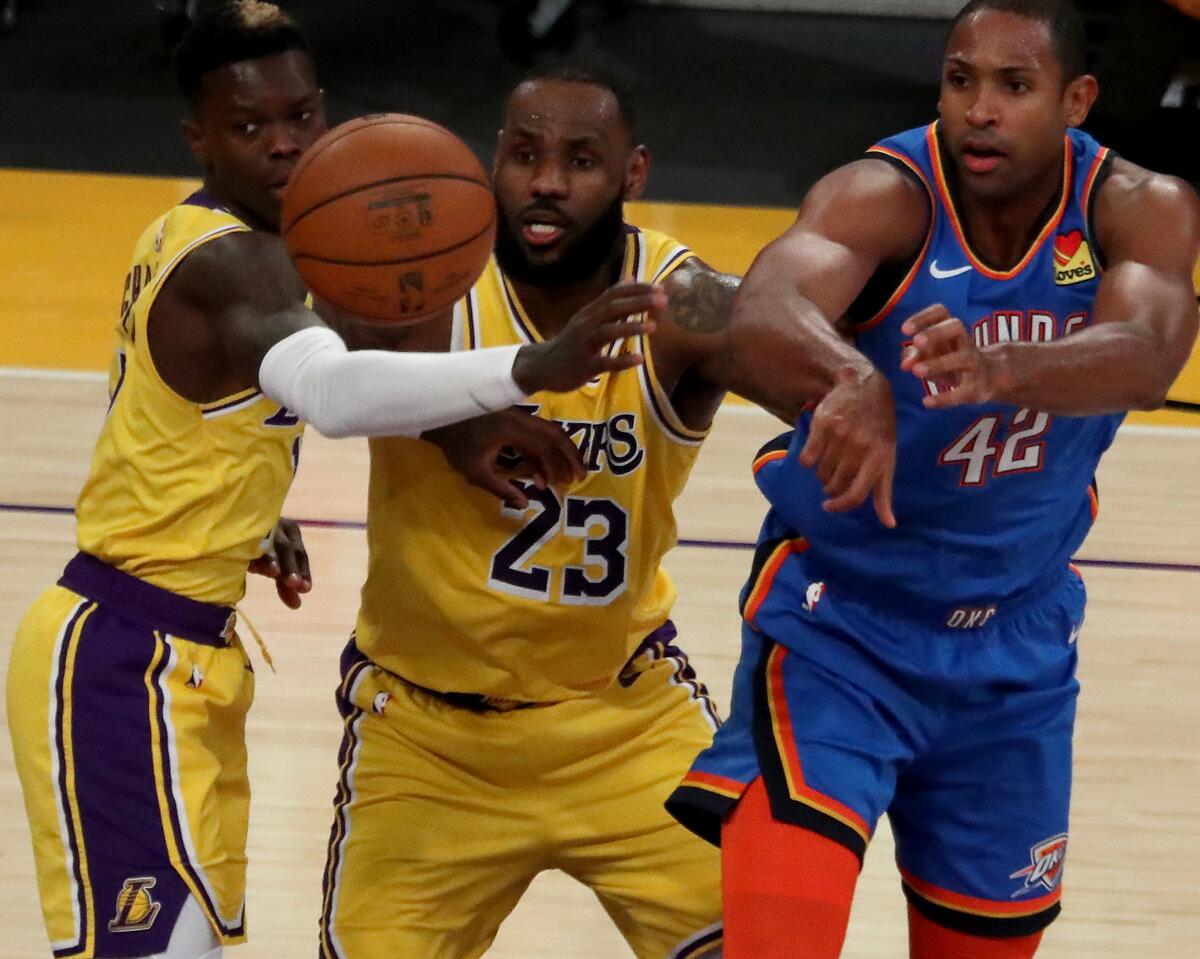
left=1052, top=230, right=1096, bottom=286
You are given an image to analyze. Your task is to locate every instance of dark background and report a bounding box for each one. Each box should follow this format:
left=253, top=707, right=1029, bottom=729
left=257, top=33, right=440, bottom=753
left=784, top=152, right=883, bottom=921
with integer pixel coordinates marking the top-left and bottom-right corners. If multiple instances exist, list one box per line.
left=0, top=0, right=1196, bottom=208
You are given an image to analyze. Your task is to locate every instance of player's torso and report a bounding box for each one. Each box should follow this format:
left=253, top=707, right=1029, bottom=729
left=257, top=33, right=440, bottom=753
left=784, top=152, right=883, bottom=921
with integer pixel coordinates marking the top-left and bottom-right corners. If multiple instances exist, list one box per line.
left=75, top=191, right=304, bottom=606
left=757, top=124, right=1122, bottom=612
left=355, top=227, right=705, bottom=701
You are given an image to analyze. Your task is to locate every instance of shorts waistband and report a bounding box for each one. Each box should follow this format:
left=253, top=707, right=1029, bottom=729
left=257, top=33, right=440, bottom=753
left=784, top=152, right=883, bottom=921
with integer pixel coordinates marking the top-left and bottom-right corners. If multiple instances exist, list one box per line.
left=802, top=560, right=1076, bottom=631
left=347, top=619, right=679, bottom=713
left=59, top=552, right=236, bottom=647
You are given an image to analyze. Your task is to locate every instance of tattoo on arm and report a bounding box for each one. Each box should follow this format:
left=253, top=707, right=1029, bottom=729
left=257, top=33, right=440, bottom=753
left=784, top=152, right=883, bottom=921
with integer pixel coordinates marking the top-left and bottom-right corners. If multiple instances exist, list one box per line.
left=664, top=266, right=740, bottom=334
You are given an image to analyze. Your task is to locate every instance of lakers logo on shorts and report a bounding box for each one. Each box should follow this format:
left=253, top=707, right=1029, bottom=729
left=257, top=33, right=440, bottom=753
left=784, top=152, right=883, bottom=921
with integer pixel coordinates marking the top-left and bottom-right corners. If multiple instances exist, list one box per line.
left=108, top=877, right=162, bottom=933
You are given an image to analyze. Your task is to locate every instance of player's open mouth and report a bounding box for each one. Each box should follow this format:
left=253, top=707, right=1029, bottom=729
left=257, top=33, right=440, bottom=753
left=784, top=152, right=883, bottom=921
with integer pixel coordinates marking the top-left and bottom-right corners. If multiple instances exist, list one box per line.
left=961, top=142, right=1006, bottom=174
left=522, top=221, right=567, bottom=247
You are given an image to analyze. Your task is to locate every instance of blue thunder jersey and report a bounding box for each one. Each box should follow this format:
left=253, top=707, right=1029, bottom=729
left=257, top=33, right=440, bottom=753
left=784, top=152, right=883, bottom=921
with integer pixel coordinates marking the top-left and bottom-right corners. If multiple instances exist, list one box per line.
left=750, top=122, right=1119, bottom=621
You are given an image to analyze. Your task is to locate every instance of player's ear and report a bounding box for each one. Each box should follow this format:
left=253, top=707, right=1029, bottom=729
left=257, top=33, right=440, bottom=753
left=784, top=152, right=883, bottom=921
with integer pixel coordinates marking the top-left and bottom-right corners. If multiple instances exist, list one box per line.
left=623, top=145, right=650, bottom=201
left=1063, top=73, right=1098, bottom=128
left=182, top=117, right=210, bottom=167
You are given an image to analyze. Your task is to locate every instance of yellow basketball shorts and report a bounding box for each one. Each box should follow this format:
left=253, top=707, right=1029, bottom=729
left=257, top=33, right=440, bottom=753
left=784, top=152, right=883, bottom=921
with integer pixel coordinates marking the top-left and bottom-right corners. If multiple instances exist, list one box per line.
left=320, top=621, right=724, bottom=959
left=7, top=553, right=254, bottom=959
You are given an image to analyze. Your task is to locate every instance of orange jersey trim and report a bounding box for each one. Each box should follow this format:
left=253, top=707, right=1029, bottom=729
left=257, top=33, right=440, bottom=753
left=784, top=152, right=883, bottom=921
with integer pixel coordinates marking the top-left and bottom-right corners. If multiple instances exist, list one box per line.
left=751, top=448, right=788, bottom=474
left=901, top=867, right=1062, bottom=918
left=680, top=770, right=748, bottom=800
left=742, top=538, right=809, bottom=627
left=1086, top=484, right=1099, bottom=521
left=766, top=645, right=872, bottom=844
left=928, top=122, right=1073, bottom=280
left=858, top=146, right=938, bottom=332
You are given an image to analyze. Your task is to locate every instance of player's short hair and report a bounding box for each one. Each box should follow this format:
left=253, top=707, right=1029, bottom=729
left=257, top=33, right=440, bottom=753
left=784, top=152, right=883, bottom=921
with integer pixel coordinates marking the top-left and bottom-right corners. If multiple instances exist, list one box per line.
left=173, top=1, right=312, bottom=112
left=951, top=0, right=1087, bottom=83
left=516, top=60, right=638, bottom=144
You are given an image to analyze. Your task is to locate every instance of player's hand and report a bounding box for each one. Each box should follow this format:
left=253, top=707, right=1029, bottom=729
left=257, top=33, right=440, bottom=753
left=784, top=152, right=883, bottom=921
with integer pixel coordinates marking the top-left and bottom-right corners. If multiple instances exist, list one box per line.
left=510, top=282, right=664, bottom=394
left=248, top=518, right=312, bottom=609
left=799, top=368, right=897, bottom=527
left=423, top=407, right=585, bottom=509
left=900, top=304, right=1003, bottom=408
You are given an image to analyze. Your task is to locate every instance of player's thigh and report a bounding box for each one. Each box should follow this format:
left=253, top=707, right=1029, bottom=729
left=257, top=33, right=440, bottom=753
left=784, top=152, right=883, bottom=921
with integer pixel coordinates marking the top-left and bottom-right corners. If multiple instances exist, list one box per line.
left=7, top=588, right=252, bottom=958
left=320, top=663, right=541, bottom=959
left=890, top=673, right=1076, bottom=939
left=559, top=651, right=723, bottom=958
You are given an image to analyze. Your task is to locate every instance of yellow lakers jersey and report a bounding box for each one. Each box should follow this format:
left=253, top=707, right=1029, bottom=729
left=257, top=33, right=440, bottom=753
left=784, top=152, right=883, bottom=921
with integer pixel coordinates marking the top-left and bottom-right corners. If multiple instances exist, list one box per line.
left=355, top=227, right=707, bottom=702
left=75, top=191, right=304, bottom=606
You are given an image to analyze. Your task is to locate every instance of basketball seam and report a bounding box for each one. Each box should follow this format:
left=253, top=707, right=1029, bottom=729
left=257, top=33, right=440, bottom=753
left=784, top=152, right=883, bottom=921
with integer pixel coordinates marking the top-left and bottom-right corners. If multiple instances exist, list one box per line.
left=285, top=115, right=454, bottom=204
left=284, top=173, right=491, bottom=233
left=291, top=215, right=495, bottom=267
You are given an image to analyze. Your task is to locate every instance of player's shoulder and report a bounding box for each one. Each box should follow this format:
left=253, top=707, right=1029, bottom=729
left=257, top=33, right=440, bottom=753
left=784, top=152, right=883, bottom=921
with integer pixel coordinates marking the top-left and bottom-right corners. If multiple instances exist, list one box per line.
left=171, top=228, right=299, bottom=304
left=1093, top=157, right=1200, bottom=252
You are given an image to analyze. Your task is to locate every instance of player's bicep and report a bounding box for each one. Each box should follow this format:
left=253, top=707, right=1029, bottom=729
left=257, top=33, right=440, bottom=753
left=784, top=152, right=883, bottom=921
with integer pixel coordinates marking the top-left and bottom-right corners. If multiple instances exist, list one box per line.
left=737, top=159, right=929, bottom=322
left=1093, top=172, right=1200, bottom=365
left=179, top=232, right=321, bottom=376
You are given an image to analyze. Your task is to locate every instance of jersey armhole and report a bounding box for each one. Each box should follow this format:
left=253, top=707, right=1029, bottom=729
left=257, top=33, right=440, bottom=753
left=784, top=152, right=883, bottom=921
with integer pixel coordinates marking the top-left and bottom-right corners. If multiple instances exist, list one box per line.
left=140, top=223, right=262, bottom=415
left=847, top=150, right=935, bottom=331
left=1083, top=149, right=1116, bottom=273
left=637, top=334, right=709, bottom=447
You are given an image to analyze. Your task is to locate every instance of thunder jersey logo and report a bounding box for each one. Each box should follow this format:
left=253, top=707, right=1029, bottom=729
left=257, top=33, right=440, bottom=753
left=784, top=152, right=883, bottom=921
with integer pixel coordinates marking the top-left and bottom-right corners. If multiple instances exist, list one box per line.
left=108, top=877, right=162, bottom=932
left=1053, top=230, right=1096, bottom=286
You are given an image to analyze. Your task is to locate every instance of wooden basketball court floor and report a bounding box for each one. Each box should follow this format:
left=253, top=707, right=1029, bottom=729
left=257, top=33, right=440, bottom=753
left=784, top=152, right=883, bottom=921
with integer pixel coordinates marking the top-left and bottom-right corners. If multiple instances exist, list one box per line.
left=2, top=169, right=1199, bottom=957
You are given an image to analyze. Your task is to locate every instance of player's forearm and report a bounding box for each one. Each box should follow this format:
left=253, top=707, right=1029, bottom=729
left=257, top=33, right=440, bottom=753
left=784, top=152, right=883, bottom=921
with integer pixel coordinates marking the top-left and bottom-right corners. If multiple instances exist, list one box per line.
left=985, top=324, right=1181, bottom=414
left=258, top=327, right=527, bottom=438
left=724, top=283, right=876, bottom=422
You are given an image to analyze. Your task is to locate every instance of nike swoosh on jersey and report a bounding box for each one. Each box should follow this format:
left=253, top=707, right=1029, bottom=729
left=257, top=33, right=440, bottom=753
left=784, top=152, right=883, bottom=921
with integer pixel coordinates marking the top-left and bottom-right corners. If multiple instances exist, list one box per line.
left=929, top=260, right=973, bottom=279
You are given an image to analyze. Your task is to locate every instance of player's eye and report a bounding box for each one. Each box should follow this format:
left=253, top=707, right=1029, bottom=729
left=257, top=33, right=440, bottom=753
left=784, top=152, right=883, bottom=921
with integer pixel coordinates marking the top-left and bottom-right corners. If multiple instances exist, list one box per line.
left=295, top=110, right=314, bottom=123
left=571, top=156, right=597, bottom=170
left=1008, top=80, right=1029, bottom=94
left=514, top=148, right=535, bottom=164
left=233, top=122, right=259, bottom=136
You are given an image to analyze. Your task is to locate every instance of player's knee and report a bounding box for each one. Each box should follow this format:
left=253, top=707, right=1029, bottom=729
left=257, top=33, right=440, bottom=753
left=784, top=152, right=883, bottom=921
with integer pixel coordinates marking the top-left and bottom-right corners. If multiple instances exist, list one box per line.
left=907, top=903, right=1044, bottom=959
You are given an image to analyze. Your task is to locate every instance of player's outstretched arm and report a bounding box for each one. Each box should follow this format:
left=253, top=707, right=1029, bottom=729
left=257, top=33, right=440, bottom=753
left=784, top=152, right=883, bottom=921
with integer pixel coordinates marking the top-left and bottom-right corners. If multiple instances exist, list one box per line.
left=903, top=163, right=1200, bottom=414
left=161, top=232, right=654, bottom=438
left=654, top=159, right=930, bottom=525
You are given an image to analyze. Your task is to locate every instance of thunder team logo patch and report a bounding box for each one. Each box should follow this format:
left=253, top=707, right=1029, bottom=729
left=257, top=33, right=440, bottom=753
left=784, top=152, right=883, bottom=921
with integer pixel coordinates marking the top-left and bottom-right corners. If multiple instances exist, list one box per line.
left=1053, top=230, right=1096, bottom=286
left=1009, top=834, right=1067, bottom=896
left=108, top=877, right=162, bottom=932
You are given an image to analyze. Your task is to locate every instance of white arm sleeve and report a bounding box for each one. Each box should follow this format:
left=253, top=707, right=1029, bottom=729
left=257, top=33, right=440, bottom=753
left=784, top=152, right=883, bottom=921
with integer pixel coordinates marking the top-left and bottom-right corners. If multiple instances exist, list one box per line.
left=258, top=326, right=529, bottom=439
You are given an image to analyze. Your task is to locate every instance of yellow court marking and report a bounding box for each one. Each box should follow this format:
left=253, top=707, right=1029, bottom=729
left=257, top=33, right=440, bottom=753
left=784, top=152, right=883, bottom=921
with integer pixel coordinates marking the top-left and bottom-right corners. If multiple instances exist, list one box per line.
left=1, top=167, right=1197, bottom=425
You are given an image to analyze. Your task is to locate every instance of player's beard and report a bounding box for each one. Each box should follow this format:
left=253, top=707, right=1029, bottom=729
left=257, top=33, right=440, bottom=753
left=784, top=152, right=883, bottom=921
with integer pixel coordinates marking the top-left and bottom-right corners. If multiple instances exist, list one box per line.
left=495, top=192, right=625, bottom=288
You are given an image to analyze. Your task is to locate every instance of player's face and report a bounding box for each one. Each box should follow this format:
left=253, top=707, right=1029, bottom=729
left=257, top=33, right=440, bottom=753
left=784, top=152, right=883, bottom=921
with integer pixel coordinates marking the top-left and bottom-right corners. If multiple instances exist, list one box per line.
left=937, top=11, right=1095, bottom=203
left=493, top=79, right=648, bottom=286
left=184, top=50, right=326, bottom=230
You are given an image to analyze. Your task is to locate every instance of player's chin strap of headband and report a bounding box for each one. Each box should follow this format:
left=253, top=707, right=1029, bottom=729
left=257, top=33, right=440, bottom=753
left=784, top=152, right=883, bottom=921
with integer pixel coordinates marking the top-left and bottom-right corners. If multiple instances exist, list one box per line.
left=258, top=325, right=528, bottom=440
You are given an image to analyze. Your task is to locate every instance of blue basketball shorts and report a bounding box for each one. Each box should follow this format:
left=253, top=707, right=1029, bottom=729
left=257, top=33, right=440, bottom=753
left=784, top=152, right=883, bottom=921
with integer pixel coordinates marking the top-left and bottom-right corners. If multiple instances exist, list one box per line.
left=667, top=566, right=1086, bottom=938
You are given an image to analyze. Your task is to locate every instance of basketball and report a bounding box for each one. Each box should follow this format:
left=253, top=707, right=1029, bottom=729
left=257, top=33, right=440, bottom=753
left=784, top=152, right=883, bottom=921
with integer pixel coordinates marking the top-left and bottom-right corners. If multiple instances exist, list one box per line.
left=281, top=114, right=496, bottom=324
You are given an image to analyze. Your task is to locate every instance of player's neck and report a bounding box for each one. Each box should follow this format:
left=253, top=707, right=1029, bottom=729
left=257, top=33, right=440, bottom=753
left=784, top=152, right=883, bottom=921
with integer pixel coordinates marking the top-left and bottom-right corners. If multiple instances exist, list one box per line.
left=202, top=177, right=277, bottom=233
left=510, top=251, right=623, bottom=339
left=955, top=166, right=1064, bottom=272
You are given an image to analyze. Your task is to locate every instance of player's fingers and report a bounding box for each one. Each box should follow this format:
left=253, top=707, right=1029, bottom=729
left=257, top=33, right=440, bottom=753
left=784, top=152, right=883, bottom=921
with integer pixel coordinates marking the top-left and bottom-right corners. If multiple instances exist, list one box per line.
left=823, top=450, right=861, bottom=499
left=517, top=421, right=584, bottom=485
left=588, top=287, right=666, bottom=325
left=248, top=556, right=279, bottom=579
left=900, top=303, right=952, bottom=336
left=911, top=351, right=974, bottom=382
left=872, top=453, right=897, bottom=528
left=912, top=318, right=968, bottom=357
left=822, top=461, right=876, bottom=513
left=922, top=389, right=973, bottom=410
left=594, top=353, right=646, bottom=374
left=798, top=418, right=829, bottom=468
left=275, top=580, right=303, bottom=610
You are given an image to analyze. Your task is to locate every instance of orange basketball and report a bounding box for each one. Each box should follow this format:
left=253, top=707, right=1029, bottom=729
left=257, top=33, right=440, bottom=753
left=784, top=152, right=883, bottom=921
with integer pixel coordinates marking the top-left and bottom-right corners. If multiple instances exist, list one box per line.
left=282, top=114, right=496, bottom=324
